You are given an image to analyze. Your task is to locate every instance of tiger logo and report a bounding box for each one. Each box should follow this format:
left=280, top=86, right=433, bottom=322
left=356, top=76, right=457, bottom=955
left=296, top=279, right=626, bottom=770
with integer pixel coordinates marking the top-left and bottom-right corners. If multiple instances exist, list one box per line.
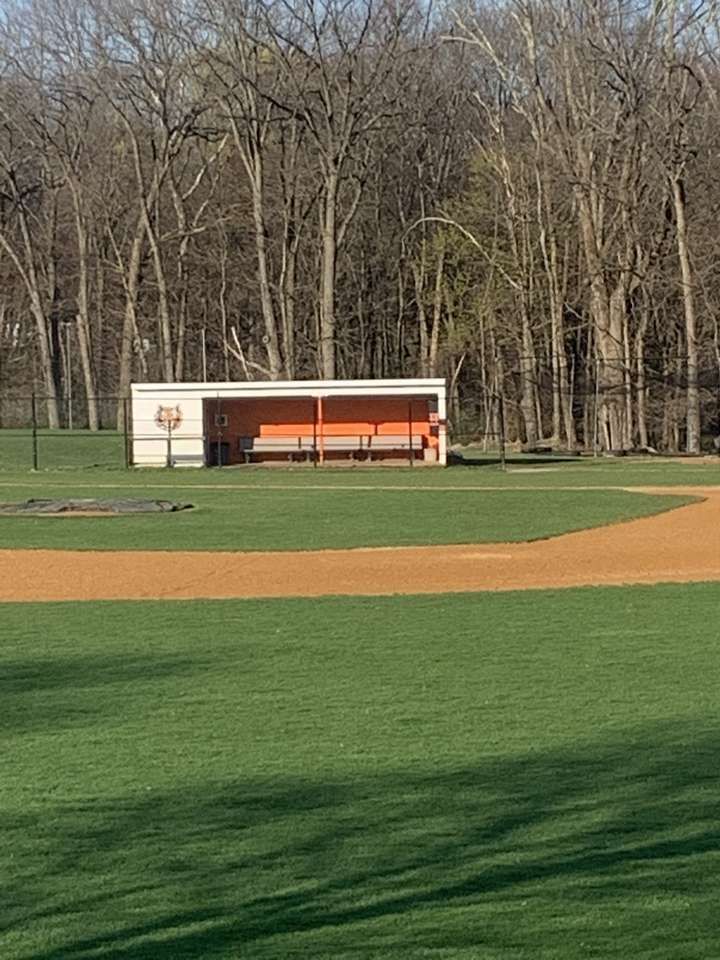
left=154, top=404, right=183, bottom=432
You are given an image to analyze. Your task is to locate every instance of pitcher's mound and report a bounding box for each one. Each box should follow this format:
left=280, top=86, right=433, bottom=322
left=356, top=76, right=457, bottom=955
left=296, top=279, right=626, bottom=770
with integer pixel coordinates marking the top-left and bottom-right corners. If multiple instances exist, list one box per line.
left=0, top=498, right=193, bottom=517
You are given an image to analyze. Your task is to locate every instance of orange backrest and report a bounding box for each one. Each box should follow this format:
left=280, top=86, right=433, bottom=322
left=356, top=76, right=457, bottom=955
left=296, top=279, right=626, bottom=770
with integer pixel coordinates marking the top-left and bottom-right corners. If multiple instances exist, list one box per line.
left=207, top=395, right=432, bottom=440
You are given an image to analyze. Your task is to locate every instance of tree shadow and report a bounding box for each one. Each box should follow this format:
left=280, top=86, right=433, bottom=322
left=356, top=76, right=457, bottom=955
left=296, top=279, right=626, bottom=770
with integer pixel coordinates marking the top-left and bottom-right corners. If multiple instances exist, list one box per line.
left=6, top=719, right=720, bottom=959
left=451, top=452, right=582, bottom=468
left=1, top=654, right=200, bottom=735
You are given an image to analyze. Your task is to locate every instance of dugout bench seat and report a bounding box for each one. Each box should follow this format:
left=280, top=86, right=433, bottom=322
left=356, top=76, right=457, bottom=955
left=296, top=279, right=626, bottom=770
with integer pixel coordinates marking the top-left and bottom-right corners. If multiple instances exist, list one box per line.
left=238, top=434, right=425, bottom=463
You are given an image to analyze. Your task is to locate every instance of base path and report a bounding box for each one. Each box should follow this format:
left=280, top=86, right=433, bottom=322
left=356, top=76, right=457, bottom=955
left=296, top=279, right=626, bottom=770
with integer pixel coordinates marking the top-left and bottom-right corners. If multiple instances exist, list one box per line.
left=1, top=486, right=719, bottom=603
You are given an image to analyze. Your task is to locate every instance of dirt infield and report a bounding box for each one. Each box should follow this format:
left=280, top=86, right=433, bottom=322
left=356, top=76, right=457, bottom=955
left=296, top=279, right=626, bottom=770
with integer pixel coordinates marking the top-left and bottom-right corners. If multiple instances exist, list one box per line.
left=1, top=485, right=718, bottom=603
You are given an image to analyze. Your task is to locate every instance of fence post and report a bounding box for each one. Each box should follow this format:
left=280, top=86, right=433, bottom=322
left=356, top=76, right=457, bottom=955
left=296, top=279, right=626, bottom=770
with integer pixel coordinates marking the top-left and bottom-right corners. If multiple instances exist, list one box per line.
left=31, top=392, right=39, bottom=471
left=166, top=421, right=173, bottom=468
left=123, top=398, right=131, bottom=469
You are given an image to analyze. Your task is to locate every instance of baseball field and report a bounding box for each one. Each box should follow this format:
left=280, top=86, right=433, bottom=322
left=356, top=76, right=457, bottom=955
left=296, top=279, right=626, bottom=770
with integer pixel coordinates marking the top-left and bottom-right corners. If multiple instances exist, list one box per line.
left=2, top=454, right=720, bottom=959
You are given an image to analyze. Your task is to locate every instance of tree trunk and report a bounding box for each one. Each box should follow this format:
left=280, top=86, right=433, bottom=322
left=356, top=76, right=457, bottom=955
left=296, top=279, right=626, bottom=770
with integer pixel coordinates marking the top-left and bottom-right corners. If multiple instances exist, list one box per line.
left=319, top=172, right=338, bottom=379
left=0, top=199, right=61, bottom=427
left=250, top=166, right=283, bottom=379
left=174, top=280, right=187, bottom=381
left=116, top=224, right=145, bottom=429
left=428, top=247, right=445, bottom=377
left=543, top=222, right=575, bottom=449
left=141, top=194, right=174, bottom=382
left=218, top=242, right=231, bottom=380
left=577, top=190, right=628, bottom=452
left=636, top=329, right=648, bottom=449
left=73, top=213, right=99, bottom=430
left=583, top=332, right=595, bottom=452
left=623, top=309, right=634, bottom=448
left=29, top=294, right=61, bottom=428
left=671, top=176, right=700, bottom=453
left=519, top=302, right=539, bottom=447
left=598, top=281, right=630, bottom=452
left=412, top=260, right=428, bottom=377
left=279, top=238, right=297, bottom=378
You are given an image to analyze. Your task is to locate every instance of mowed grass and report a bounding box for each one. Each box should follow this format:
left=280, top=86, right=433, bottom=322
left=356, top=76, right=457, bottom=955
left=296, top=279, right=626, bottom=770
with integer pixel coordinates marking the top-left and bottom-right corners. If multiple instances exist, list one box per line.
left=0, top=429, right=126, bottom=471
left=0, top=482, right=694, bottom=551
left=3, top=583, right=720, bottom=959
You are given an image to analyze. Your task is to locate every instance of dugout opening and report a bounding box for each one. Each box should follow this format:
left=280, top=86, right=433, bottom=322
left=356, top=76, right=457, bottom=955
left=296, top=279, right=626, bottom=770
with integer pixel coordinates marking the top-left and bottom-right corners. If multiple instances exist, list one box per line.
left=202, top=394, right=438, bottom=465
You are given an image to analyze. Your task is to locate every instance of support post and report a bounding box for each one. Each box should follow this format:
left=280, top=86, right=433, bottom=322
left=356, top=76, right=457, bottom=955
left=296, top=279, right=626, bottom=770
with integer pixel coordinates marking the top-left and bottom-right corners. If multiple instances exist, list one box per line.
left=312, top=397, right=318, bottom=467
left=317, top=396, right=325, bottom=465
left=407, top=400, right=414, bottom=466
left=123, top=397, right=131, bottom=469
left=166, top=421, right=173, bottom=468
left=31, top=392, right=39, bottom=471
left=215, top=394, right=223, bottom=468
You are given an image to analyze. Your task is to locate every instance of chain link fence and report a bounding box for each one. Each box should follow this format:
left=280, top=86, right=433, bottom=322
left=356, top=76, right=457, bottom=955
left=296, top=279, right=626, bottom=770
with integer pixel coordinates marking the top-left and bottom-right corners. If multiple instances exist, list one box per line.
left=2, top=363, right=720, bottom=470
left=0, top=396, right=131, bottom=470
left=448, top=355, right=720, bottom=456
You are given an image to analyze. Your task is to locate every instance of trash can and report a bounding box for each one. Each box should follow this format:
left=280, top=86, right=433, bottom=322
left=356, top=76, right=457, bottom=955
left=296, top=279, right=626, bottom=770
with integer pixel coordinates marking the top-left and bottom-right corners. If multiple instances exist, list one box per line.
left=207, top=440, right=230, bottom=466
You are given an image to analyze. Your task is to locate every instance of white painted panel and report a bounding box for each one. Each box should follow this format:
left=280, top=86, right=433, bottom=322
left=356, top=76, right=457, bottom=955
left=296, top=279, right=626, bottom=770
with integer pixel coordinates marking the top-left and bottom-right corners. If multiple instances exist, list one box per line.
left=131, top=379, right=446, bottom=401
left=131, top=393, right=205, bottom=466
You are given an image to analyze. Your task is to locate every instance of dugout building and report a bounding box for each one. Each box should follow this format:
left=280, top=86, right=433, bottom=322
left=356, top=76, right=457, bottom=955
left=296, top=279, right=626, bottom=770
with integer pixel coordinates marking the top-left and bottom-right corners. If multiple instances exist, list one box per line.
left=130, top=378, right=447, bottom=467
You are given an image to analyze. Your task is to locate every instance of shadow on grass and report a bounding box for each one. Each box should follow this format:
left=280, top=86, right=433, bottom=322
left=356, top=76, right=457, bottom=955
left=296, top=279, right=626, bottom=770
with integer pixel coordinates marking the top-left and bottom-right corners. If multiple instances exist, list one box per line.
left=6, top=720, right=720, bottom=959
left=452, top=453, right=583, bottom=469
left=1, top=654, right=199, bottom=735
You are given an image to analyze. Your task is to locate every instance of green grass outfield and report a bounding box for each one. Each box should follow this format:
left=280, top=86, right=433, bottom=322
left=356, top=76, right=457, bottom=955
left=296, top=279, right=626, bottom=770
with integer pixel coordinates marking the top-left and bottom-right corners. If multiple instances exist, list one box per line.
left=0, top=429, right=127, bottom=471
left=3, top=584, right=720, bottom=959
left=0, top=481, right=694, bottom=551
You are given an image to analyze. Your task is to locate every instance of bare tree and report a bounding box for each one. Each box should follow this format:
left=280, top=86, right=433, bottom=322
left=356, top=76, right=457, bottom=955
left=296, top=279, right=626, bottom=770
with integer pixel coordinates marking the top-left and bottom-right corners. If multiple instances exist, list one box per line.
left=657, top=0, right=707, bottom=453
left=0, top=46, right=61, bottom=426
left=260, top=0, right=418, bottom=377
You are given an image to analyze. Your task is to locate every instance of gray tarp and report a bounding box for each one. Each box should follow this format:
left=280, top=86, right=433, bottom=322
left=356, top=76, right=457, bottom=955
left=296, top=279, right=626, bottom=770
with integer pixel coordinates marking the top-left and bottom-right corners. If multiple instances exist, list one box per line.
left=0, top=498, right=192, bottom=515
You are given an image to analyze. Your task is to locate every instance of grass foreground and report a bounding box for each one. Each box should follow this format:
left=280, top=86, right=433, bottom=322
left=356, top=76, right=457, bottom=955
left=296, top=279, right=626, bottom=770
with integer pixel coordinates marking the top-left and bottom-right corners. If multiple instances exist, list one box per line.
left=3, top=584, right=720, bottom=959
